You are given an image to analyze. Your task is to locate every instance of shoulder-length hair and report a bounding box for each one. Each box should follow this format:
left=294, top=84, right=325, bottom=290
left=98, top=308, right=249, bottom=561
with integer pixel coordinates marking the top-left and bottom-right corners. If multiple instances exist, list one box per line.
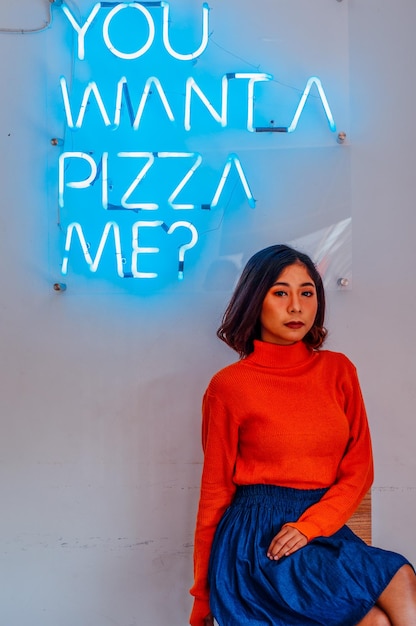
left=217, top=244, right=327, bottom=357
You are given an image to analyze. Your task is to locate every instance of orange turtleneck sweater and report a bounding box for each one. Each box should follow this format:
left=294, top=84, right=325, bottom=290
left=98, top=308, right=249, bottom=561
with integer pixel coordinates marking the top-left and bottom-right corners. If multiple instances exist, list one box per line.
left=189, top=340, right=374, bottom=626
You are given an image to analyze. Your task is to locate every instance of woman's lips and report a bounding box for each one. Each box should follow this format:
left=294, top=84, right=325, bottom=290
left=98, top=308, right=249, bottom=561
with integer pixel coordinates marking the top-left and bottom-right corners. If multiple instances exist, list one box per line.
left=285, top=322, right=304, bottom=329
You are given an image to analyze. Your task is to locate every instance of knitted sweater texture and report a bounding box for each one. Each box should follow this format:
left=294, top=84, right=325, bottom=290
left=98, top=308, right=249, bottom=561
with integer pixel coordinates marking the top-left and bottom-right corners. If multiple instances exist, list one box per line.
left=190, top=340, right=374, bottom=626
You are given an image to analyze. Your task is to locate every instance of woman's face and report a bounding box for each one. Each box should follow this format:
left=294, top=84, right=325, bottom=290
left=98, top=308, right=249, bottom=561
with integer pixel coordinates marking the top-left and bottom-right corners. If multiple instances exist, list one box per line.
left=259, top=262, right=318, bottom=346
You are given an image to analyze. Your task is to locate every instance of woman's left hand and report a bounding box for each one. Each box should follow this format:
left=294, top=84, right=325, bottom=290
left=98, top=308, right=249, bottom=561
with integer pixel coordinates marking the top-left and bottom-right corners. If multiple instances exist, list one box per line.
left=267, top=524, right=307, bottom=560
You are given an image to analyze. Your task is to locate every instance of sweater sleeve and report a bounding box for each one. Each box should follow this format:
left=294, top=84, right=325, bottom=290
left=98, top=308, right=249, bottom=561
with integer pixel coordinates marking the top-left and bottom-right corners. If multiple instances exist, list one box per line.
left=287, top=360, right=374, bottom=540
left=189, top=383, right=239, bottom=626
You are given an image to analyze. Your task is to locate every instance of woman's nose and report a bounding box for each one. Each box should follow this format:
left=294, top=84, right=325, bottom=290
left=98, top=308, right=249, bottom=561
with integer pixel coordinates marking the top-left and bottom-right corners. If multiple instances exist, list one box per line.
left=289, top=296, right=301, bottom=313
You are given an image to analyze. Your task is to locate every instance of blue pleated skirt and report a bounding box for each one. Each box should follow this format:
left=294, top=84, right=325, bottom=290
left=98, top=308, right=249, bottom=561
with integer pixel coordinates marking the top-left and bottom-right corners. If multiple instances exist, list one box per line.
left=208, top=485, right=411, bottom=626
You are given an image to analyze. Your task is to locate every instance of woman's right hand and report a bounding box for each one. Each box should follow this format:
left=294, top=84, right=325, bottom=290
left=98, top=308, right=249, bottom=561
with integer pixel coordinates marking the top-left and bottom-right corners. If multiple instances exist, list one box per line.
left=203, top=612, right=214, bottom=625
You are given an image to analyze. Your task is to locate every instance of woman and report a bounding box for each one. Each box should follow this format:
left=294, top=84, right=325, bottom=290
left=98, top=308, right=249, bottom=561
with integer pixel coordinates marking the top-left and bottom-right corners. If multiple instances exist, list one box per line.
left=190, top=244, right=416, bottom=626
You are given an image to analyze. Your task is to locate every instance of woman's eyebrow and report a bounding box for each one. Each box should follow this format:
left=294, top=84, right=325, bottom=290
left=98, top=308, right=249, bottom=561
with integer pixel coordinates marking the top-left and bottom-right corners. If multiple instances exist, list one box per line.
left=272, top=281, right=315, bottom=287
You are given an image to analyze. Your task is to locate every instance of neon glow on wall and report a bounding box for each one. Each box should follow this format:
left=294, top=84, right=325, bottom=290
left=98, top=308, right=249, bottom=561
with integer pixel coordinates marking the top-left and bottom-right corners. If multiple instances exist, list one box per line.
left=56, top=2, right=337, bottom=283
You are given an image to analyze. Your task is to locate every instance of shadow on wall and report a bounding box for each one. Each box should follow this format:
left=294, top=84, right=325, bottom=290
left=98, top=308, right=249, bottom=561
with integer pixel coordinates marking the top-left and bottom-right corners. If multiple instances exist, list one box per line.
left=203, top=259, right=240, bottom=291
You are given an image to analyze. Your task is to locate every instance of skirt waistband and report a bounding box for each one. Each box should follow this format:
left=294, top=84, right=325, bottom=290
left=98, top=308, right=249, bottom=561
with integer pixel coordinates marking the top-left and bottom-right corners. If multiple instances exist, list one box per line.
left=232, top=484, right=329, bottom=508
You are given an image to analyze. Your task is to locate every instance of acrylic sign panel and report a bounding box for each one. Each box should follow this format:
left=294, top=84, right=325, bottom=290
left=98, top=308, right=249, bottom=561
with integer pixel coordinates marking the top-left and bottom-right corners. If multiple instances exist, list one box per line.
left=46, top=0, right=350, bottom=294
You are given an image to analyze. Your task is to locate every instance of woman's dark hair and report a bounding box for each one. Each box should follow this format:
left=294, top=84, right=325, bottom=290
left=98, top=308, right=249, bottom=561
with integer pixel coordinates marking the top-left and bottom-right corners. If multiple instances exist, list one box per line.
left=217, top=244, right=327, bottom=357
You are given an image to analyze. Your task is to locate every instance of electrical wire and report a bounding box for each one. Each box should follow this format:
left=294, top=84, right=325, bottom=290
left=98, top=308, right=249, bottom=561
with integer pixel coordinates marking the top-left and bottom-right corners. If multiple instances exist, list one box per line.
left=0, top=0, right=60, bottom=34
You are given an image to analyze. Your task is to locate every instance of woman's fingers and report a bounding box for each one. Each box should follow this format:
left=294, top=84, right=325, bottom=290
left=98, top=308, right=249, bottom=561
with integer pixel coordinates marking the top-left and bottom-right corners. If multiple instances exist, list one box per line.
left=267, top=525, right=307, bottom=560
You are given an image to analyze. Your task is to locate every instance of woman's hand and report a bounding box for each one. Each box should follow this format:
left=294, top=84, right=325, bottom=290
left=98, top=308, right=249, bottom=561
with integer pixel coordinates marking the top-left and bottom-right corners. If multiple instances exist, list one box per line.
left=203, top=612, right=214, bottom=625
left=267, top=524, right=307, bottom=560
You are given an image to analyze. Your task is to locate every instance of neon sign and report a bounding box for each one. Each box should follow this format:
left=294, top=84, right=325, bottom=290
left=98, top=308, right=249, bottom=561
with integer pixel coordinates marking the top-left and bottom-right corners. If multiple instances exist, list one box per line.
left=54, top=2, right=337, bottom=284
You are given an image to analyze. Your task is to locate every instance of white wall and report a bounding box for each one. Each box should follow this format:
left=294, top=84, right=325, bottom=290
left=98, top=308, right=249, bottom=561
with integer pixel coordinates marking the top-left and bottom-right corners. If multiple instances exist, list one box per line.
left=344, top=0, right=416, bottom=556
left=0, top=1, right=414, bottom=625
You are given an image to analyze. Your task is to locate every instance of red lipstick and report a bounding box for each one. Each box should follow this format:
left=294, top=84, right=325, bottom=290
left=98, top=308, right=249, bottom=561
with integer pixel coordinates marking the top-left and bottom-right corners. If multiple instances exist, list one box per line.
left=285, top=322, right=304, bottom=329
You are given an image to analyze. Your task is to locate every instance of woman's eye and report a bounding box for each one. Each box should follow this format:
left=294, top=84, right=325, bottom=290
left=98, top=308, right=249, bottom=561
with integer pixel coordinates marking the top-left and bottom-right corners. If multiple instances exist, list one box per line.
left=302, top=291, right=315, bottom=297
left=274, top=290, right=287, bottom=297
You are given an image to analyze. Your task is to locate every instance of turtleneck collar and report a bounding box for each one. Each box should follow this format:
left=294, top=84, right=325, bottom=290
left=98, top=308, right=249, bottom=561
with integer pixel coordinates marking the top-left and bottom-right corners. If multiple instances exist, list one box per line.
left=245, top=339, right=314, bottom=369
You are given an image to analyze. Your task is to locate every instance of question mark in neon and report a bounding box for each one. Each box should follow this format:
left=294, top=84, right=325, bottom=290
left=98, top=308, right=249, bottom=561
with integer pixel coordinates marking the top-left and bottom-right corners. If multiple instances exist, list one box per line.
left=167, top=221, right=198, bottom=280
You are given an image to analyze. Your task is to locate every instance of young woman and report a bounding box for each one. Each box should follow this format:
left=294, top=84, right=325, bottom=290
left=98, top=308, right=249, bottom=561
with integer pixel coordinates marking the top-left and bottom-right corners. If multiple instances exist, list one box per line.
left=190, top=245, right=416, bottom=626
